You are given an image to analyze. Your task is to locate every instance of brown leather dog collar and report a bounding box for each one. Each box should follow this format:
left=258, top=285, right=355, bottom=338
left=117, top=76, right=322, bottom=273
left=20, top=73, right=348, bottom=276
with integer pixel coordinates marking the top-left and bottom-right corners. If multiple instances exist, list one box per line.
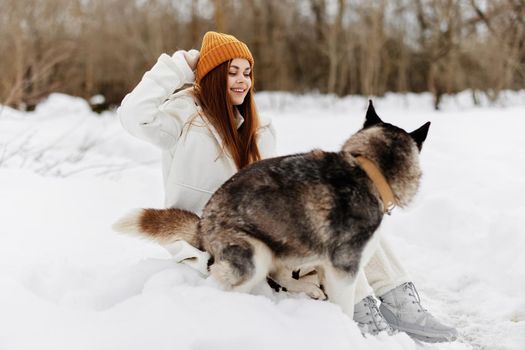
left=355, top=156, right=397, bottom=215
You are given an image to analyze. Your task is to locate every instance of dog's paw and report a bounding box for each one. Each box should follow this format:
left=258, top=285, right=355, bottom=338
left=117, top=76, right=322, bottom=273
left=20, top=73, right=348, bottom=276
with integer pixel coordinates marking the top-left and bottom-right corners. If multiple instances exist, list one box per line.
left=302, top=283, right=327, bottom=300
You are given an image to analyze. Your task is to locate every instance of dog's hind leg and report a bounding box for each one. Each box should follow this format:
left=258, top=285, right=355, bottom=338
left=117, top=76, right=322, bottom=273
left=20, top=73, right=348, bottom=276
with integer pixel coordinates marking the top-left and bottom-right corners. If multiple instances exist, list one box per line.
left=319, top=264, right=357, bottom=317
left=209, top=236, right=272, bottom=294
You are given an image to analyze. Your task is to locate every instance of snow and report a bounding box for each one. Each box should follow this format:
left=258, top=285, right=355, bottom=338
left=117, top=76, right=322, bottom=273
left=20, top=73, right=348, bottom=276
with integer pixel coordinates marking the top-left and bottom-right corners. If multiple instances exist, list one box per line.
left=1, top=91, right=524, bottom=350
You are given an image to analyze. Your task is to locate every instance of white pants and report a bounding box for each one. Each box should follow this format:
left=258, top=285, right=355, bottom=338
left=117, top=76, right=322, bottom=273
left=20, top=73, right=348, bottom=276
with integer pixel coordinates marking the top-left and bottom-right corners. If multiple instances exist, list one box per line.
left=353, top=233, right=411, bottom=303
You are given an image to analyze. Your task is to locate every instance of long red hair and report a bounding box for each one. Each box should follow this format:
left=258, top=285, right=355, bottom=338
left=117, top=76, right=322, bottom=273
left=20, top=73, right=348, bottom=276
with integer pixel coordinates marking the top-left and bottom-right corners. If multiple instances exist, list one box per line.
left=193, top=61, right=261, bottom=170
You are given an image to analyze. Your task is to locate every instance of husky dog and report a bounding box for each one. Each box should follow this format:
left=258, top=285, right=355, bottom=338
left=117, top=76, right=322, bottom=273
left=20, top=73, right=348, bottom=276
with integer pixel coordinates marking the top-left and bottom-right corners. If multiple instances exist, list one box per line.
left=114, top=101, right=430, bottom=318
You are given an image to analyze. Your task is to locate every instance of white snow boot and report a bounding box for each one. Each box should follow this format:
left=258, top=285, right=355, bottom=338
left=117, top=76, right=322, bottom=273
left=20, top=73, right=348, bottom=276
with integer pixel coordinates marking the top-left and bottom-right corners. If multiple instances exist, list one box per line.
left=379, top=282, right=458, bottom=343
left=354, top=296, right=396, bottom=336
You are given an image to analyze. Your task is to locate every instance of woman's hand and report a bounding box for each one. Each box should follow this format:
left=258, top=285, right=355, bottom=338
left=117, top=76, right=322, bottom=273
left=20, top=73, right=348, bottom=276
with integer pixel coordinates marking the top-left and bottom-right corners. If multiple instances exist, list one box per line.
left=182, top=49, right=200, bottom=71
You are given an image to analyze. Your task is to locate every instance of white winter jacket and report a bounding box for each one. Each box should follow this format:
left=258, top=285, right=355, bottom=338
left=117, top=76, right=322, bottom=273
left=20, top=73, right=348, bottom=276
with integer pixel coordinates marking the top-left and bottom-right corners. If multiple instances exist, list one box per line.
left=118, top=52, right=277, bottom=215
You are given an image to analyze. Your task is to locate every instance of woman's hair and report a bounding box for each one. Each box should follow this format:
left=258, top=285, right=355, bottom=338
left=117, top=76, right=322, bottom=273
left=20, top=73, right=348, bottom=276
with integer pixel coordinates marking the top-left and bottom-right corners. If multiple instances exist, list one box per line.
left=193, top=60, right=261, bottom=170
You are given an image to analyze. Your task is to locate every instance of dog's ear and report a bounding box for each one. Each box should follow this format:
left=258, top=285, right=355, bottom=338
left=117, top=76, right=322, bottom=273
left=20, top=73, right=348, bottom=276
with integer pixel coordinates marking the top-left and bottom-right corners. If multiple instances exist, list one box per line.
left=364, top=100, right=383, bottom=128
left=409, top=121, right=431, bottom=151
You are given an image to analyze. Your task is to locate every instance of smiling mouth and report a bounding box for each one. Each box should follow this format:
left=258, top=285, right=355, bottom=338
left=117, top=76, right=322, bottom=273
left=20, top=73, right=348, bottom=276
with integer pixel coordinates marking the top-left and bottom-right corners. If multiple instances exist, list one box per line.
left=231, top=88, right=246, bottom=94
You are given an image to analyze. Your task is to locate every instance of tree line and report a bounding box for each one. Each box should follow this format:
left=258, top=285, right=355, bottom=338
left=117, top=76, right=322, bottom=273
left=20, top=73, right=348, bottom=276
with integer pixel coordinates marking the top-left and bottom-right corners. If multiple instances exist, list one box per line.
left=1, top=0, right=524, bottom=111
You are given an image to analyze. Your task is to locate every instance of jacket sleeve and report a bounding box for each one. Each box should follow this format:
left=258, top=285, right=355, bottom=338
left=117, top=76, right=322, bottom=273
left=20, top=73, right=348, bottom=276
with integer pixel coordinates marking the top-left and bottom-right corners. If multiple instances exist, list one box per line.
left=257, top=122, right=278, bottom=159
left=117, top=51, right=195, bottom=150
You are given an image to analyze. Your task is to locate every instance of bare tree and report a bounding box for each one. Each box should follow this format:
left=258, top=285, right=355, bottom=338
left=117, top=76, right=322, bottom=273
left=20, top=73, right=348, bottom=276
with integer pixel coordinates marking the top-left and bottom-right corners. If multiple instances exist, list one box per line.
left=1, top=0, right=524, bottom=110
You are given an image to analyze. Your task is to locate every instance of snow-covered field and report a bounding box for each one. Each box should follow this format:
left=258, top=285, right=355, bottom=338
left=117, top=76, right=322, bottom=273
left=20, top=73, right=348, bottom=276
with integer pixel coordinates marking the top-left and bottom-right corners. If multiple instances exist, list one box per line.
left=1, top=91, right=524, bottom=350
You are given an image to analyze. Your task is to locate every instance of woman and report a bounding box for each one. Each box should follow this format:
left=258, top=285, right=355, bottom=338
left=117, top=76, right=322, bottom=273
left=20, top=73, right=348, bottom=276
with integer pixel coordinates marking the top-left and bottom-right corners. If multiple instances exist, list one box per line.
left=118, top=31, right=457, bottom=342
left=118, top=32, right=275, bottom=215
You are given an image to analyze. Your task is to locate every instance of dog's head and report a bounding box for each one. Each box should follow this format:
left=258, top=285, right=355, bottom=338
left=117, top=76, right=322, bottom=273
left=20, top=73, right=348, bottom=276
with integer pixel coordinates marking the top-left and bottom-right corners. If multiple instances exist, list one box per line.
left=342, top=100, right=430, bottom=207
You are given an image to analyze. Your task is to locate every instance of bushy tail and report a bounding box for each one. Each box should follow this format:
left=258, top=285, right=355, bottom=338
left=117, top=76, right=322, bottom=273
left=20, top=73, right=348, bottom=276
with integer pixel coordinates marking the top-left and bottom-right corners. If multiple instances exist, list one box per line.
left=112, top=208, right=201, bottom=248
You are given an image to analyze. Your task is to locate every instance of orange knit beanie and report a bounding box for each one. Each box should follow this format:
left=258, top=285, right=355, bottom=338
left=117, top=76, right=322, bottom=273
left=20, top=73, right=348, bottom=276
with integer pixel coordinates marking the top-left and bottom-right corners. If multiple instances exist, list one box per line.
left=196, top=31, right=254, bottom=83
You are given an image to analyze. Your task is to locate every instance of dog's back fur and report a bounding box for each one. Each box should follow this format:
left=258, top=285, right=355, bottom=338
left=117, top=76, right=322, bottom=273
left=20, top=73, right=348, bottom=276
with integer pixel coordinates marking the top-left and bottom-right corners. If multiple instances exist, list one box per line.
left=114, top=101, right=430, bottom=317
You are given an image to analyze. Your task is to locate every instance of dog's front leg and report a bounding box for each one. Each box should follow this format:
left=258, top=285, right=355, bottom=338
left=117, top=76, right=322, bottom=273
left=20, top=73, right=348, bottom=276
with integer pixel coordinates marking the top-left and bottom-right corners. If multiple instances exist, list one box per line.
left=270, top=266, right=327, bottom=300
left=319, top=264, right=357, bottom=317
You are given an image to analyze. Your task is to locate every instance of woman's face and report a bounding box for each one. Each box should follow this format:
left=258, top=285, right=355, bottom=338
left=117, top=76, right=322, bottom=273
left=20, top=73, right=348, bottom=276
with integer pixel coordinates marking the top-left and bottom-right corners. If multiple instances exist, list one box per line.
left=227, top=58, right=251, bottom=105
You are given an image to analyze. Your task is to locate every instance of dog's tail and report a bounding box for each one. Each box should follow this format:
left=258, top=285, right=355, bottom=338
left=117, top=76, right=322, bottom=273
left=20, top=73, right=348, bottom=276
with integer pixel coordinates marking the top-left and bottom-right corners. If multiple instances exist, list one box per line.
left=112, top=208, right=201, bottom=248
